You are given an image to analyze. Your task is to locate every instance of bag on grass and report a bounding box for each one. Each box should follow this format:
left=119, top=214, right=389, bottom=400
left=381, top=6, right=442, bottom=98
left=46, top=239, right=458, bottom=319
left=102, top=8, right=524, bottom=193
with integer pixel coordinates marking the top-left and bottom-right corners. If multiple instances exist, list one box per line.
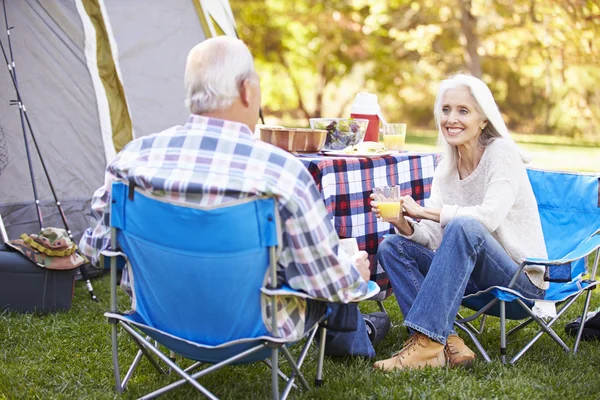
left=565, top=310, right=600, bottom=340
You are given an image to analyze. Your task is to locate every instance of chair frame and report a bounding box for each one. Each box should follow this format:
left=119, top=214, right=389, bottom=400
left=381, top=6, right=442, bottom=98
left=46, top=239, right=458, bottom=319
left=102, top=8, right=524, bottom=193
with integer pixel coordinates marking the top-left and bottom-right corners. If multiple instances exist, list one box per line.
left=456, top=222, right=600, bottom=364
left=103, top=192, right=331, bottom=400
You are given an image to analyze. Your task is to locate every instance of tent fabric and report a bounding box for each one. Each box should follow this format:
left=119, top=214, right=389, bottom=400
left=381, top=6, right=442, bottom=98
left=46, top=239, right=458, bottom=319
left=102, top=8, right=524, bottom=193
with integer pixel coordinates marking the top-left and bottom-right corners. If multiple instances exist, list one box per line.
left=101, top=0, right=208, bottom=139
left=78, top=0, right=132, bottom=157
left=0, top=0, right=105, bottom=241
left=0, top=0, right=237, bottom=245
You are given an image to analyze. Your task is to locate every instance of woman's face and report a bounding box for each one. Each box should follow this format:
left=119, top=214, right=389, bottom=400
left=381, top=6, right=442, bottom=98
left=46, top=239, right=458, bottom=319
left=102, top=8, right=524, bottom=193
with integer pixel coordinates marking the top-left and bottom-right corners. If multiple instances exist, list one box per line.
left=439, top=86, right=486, bottom=150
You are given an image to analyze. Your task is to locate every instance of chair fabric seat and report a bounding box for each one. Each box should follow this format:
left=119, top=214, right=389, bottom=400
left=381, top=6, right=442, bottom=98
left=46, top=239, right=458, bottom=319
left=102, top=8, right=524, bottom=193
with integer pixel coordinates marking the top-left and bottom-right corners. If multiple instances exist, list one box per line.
left=462, top=278, right=597, bottom=319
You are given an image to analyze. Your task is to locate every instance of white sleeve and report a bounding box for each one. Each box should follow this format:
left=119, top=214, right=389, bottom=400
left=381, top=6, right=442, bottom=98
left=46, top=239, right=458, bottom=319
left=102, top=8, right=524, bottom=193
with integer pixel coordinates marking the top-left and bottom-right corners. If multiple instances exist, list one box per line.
left=396, top=177, right=444, bottom=250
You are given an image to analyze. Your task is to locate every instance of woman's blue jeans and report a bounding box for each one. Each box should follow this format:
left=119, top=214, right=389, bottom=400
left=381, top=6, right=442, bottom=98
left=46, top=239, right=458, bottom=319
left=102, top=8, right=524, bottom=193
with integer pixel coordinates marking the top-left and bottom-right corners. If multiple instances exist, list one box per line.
left=377, top=216, right=545, bottom=345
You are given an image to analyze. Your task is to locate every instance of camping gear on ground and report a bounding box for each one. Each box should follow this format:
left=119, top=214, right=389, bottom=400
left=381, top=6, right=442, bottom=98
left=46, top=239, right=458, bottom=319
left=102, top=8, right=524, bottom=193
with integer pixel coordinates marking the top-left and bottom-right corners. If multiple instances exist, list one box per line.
left=565, top=310, right=600, bottom=340
left=455, top=168, right=600, bottom=364
left=364, top=311, right=392, bottom=346
left=350, top=92, right=387, bottom=142
left=0, top=241, right=76, bottom=313
left=5, top=227, right=87, bottom=270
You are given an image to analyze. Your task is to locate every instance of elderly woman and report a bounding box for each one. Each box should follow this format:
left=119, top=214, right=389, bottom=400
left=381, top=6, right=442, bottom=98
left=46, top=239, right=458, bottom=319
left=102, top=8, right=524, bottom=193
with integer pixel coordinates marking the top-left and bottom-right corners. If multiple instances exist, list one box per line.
left=372, top=74, right=548, bottom=371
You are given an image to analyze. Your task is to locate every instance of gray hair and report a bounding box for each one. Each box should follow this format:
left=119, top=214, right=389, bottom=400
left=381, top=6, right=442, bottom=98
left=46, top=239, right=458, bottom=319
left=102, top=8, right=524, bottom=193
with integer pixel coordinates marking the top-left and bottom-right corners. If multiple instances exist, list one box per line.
left=184, top=36, right=257, bottom=114
left=433, top=73, right=530, bottom=176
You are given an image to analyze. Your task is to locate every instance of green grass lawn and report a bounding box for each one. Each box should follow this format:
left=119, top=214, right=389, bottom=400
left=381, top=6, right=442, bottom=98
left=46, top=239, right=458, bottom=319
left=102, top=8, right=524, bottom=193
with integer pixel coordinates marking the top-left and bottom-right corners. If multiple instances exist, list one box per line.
left=2, top=273, right=600, bottom=399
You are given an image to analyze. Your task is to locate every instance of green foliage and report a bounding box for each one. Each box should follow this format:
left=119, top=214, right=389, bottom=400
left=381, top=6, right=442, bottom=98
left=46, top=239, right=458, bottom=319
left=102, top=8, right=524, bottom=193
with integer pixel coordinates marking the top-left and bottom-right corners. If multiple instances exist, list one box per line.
left=230, top=0, right=600, bottom=142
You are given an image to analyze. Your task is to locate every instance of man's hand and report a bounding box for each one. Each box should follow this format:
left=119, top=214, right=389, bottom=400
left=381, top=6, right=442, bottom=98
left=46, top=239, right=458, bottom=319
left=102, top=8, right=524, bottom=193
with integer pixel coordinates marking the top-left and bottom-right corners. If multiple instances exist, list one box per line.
left=352, top=250, right=371, bottom=283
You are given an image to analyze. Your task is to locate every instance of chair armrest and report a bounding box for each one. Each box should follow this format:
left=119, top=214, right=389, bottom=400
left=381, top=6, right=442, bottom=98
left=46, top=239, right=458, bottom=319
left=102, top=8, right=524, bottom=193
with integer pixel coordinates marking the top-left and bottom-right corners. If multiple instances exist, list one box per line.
left=523, top=232, right=600, bottom=266
left=100, top=250, right=127, bottom=259
left=261, top=281, right=381, bottom=302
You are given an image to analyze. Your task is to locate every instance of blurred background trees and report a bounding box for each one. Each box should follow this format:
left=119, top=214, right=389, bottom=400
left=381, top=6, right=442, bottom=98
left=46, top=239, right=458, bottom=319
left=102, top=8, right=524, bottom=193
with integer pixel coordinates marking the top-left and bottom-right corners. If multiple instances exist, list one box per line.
left=231, top=0, right=600, bottom=141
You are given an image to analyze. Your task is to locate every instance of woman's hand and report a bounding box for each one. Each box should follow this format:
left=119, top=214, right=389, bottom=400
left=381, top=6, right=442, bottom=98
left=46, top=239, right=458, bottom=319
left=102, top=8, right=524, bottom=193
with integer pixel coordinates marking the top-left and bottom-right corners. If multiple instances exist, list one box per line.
left=400, top=195, right=424, bottom=219
left=369, top=194, right=413, bottom=235
left=401, top=195, right=441, bottom=223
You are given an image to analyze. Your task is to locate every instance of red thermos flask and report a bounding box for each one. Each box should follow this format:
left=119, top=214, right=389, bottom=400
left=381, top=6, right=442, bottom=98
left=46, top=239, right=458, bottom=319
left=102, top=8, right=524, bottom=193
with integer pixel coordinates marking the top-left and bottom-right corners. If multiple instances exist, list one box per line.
left=350, top=93, right=382, bottom=143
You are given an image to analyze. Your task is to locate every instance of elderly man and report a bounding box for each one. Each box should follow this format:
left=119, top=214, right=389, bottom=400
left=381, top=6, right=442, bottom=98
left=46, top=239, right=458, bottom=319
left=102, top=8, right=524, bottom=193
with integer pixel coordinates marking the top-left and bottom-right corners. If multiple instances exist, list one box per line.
left=79, top=36, right=375, bottom=343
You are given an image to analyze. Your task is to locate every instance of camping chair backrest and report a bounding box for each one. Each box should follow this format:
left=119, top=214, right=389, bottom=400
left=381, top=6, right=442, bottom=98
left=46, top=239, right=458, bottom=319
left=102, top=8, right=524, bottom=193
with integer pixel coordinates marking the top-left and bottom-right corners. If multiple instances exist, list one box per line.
left=110, top=182, right=279, bottom=346
left=527, top=168, right=600, bottom=278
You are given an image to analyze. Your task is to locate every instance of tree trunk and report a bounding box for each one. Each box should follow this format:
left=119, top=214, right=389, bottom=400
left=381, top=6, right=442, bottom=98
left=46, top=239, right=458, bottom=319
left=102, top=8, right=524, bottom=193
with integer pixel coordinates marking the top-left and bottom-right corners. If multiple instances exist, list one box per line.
left=459, top=0, right=482, bottom=78
left=277, top=52, right=312, bottom=121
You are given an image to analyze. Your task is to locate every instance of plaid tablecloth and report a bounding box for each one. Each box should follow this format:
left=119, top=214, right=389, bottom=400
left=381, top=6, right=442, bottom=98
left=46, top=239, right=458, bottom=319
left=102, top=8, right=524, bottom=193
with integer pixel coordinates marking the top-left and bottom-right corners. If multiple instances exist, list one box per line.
left=298, top=151, right=438, bottom=295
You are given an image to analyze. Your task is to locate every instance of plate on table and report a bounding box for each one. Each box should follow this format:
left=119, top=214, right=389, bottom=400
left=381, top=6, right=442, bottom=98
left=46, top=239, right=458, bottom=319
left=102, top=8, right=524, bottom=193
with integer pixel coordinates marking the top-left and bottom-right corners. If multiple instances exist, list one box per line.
left=320, top=150, right=394, bottom=158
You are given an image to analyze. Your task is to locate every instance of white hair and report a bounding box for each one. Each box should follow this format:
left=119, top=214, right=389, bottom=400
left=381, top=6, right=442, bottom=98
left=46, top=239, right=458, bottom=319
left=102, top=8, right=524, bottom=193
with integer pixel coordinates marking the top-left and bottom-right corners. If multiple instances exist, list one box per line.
left=184, top=36, right=257, bottom=114
left=433, top=73, right=530, bottom=177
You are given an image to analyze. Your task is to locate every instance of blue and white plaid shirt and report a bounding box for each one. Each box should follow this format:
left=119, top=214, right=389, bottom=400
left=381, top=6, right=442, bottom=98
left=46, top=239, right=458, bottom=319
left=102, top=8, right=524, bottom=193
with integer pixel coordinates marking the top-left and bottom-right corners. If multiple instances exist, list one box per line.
left=80, top=115, right=368, bottom=339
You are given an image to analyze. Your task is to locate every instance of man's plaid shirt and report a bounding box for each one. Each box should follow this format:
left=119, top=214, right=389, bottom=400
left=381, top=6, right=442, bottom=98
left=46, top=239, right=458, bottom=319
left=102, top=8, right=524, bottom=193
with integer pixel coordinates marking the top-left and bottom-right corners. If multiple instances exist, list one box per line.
left=79, top=115, right=368, bottom=339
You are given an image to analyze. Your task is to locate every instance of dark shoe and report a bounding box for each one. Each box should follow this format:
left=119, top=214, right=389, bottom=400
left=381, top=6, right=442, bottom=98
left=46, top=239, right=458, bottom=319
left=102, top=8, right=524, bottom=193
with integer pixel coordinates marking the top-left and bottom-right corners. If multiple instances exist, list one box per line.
left=565, top=311, right=600, bottom=340
left=363, top=312, right=391, bottom=346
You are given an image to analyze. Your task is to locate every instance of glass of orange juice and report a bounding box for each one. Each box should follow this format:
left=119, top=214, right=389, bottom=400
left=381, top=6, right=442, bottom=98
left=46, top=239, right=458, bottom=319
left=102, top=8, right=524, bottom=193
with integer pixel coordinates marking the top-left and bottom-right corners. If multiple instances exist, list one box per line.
left=383, top=123, right=406, bottom=151
left=373, top=186, right=401, bottom=220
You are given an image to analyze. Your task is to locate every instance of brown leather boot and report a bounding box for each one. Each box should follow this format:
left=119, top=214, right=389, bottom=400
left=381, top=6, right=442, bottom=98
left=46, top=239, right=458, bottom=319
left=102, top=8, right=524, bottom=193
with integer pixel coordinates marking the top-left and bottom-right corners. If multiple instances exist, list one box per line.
left=445, top=334, right=476, bottom=368
left=373, top=333, right=446, bottom=371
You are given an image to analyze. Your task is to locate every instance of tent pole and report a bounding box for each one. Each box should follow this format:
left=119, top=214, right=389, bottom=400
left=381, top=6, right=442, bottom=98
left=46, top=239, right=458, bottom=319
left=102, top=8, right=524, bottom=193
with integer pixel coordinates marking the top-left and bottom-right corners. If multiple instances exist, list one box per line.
left=2, top=1, right=43, bottom=229
left=0, top=213, right=7, bottom=244
left=1, top=0, right=98, bottom=301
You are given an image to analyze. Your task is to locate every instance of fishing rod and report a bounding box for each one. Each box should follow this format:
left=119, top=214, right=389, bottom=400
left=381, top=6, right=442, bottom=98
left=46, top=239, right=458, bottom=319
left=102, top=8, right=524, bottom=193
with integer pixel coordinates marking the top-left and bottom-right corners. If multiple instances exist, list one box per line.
left=1, top=1, right=98, bottom=301
left=2, top=1, right=41, bottom=228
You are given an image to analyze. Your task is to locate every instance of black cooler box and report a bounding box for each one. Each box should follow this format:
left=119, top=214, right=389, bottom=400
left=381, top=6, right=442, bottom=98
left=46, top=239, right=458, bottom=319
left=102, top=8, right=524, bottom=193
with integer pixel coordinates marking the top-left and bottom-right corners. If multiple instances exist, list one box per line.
left=0, top=242, right=76, bottom=313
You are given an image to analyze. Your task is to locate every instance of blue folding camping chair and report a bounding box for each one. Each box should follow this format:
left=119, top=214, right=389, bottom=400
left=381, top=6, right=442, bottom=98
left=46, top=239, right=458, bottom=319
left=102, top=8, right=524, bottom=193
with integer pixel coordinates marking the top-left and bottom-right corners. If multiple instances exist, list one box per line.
left=455, top=168, right=600, bottom=364
left=102, top=182, right=379, bottom=399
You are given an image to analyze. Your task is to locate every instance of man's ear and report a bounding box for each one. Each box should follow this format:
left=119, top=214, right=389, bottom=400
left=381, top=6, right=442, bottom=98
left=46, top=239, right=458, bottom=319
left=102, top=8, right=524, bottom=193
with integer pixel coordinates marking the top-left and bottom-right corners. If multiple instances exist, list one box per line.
left=239, top=79, right=252, bottom=107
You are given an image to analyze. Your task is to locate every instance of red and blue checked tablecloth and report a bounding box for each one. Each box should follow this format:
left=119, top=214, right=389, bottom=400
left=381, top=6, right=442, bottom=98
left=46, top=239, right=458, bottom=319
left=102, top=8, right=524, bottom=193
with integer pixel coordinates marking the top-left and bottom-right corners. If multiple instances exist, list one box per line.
left=298, top=151, right=438, bottom=294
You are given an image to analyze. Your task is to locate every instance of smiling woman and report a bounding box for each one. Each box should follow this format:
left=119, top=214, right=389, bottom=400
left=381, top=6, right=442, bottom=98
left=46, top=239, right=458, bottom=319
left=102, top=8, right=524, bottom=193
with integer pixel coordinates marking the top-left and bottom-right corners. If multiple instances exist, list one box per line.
left=370, top=73, right=549, bottom=372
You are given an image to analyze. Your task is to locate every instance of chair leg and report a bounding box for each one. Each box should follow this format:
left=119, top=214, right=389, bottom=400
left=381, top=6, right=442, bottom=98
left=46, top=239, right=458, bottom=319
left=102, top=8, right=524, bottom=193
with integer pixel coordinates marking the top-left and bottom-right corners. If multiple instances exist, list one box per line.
left=281, top=346, right=310, bottom=391
left=509, top=298, right=571, bottom=364
left=110, top=320, right=122, bottom=393
left=281, top=324, right=320, bottom=399
left=315, top=326, right=327, bottom=387
left=453, top=321, right=491, bottom=362
left=122, top=349, right=144, bottom=389
left=574, top=288, right=594, bottom=354
left=272, top=348, right=279, bottom=400
left=377, top=301, right=387, bottom=314
left=500, top=301, right=507, bottom=364
left=263, top=359, right=296, bottom=387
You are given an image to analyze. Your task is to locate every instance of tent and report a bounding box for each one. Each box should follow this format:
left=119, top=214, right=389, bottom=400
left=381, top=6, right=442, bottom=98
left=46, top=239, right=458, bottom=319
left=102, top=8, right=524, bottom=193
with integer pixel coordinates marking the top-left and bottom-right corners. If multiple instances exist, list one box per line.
left=0, top=0, right=237, bottom=243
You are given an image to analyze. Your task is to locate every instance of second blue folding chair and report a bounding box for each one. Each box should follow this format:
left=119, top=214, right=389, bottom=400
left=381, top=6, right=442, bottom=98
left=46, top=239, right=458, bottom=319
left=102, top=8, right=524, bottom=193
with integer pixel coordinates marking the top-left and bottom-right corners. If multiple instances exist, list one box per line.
left=456, top=168, right=600, bottom=364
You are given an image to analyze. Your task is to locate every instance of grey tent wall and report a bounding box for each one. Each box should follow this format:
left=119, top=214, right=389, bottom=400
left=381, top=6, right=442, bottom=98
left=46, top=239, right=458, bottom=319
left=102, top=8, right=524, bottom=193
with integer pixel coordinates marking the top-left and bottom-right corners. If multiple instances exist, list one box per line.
left=0, top=0, right=234, bottom=245
left=102, top=0, right=208, bottom=138
left=0, top=0, right=105, bottom=241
